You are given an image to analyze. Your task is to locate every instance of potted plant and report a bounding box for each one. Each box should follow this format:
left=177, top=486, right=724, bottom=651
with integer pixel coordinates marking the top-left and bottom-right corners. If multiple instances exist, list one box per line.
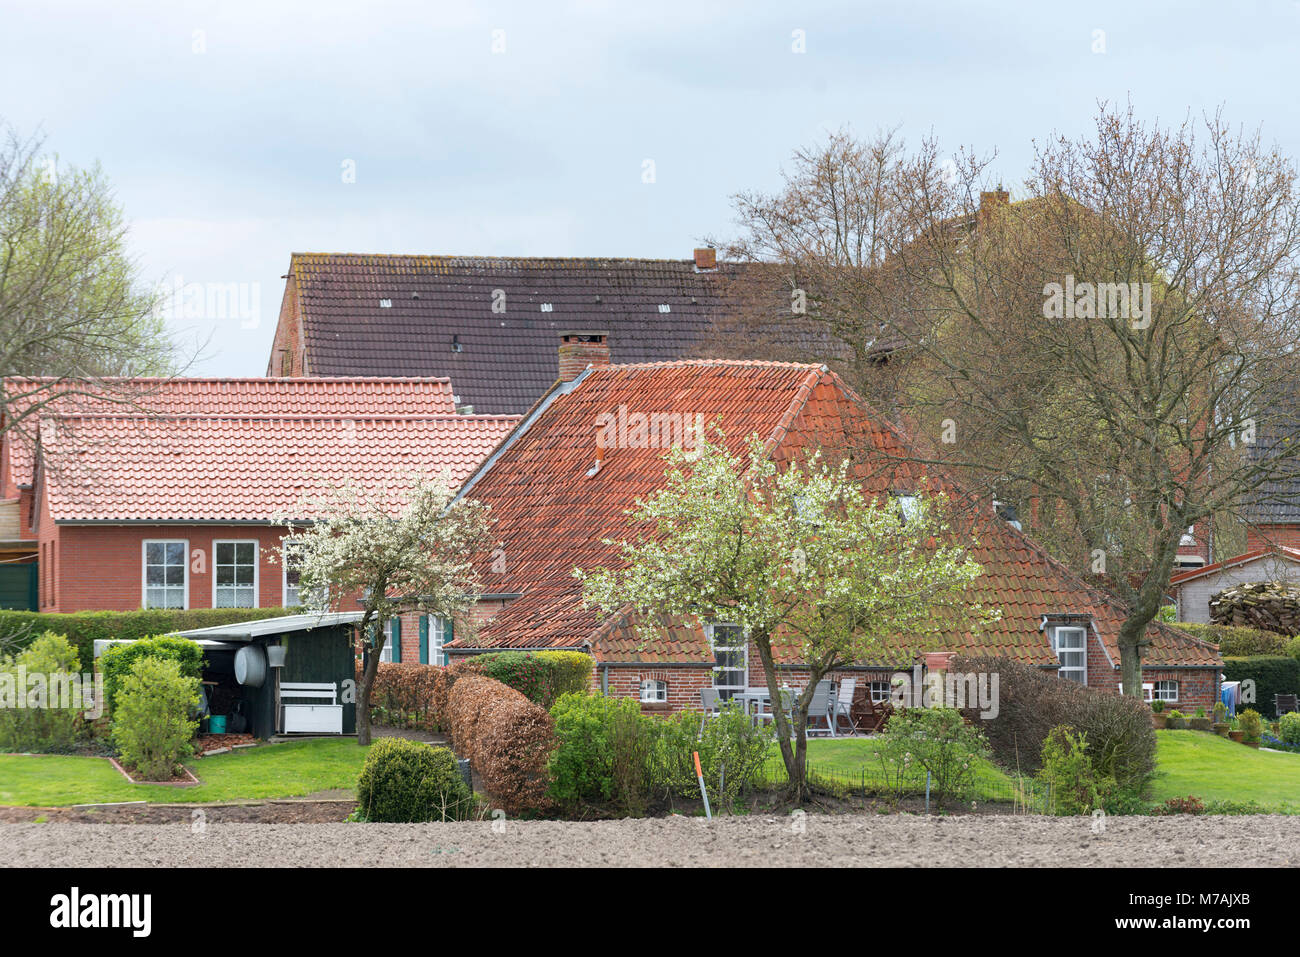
left=1190, top=707, right=1212, bottom=732
left=1151, top=698, right=1168, bottom=728
left=1238, top=708, right=1263, bottom=748
left=1165, top=709, right=1187, bottom=730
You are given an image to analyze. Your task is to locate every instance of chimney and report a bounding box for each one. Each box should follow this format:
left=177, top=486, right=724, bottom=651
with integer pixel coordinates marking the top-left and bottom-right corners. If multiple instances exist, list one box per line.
left=976, top=186, right=1010, bottom=229
left=558, top=331, right=610, bottom=381
left=693, top=247, right=717, bottom=271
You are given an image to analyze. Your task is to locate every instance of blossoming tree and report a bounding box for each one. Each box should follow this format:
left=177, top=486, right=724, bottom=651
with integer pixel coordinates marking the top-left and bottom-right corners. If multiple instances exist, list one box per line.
left=578, top=432, right=991, bottom=802
left=279, top=472, right=492, bottom=746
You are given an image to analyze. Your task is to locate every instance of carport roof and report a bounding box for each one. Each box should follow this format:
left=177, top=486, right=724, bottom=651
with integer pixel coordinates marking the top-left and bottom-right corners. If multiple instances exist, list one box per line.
left=170, top=611, right=364, bottom=641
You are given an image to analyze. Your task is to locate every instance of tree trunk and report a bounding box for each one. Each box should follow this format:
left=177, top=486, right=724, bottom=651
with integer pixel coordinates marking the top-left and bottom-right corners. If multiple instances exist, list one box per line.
left=355, top=611, right=381, bottom=746
left=751, top=632, right=819, bottom=804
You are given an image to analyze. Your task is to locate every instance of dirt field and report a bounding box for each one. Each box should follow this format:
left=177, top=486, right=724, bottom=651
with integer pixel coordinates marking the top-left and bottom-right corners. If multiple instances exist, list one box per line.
left=4, top=813, right=1298, bottom=867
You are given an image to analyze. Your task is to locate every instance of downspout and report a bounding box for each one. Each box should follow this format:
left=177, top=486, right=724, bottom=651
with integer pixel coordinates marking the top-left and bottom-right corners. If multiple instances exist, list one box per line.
left=600, top=663, right=609, bottom=696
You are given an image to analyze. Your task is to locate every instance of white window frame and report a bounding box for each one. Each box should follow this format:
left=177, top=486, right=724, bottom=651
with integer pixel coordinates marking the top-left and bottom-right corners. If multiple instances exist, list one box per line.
left=212, top=539, right=259, bottom=609
left=283, top=538, right=302, bottom=607
left=142, top=539, right=189, bottom=609
left=868, top=680, right=892, bottom=704
left=1153, top=680, right=1178, bottom=703
left=894, top=493, right=920, bottom=523
left=1051, top=625, right=1088, bottom=685
left=428, top=615, right=448, bottom=664
left=640, top=679, right=667, bottom=703
left=708, top=622, right=748, bottom=700
left=380, top=619, right=394, bottom=663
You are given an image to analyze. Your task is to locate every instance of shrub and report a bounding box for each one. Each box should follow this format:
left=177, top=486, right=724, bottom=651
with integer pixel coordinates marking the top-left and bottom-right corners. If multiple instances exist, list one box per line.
left=0, top=631, right=86, bottom=753
left=0, top=607, right=298, bottom=670
left=1038, top=726, right=1109, bottom=815
left=1221, top=656, right=1300, bottom=718
left=877, top=707, right=989, bottom=806
left=1280, top=711, right=1300, bottom=745
left=431, top=651, right=594, bottom=721
left=99, top=636, right=203, bottom=713
left=1286, top=636, right=1300, bottom=661
left=1151, top=698, right=1165, bottom=713
left=1238, top=708, right=1263, bottom=744
left=653, top=704, right=773, bottom=808
left=1153, top=795, right=1206, bottom=815
left=948, top=656, right=1156, bottom=791
left=1165, top=710, right=1186, bottom=729
left=548, top=692, right=661, bottom=814
left=109, top=657, right=199, bottom=780
left=355, top=738, right=472, bottom=822
left=1173, top=622, right=1288, bottom=657
left=446, top=676, right=555, bottom=815
left=370, top=662, right=442, bottom=731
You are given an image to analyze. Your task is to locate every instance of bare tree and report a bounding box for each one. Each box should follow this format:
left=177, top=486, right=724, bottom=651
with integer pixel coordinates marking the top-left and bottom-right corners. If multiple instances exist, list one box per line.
left=723, top=104, right=1300, bottom=698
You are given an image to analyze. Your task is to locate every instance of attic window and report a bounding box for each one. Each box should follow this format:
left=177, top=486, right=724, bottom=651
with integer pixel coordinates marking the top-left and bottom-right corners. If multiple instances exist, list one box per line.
left=894, top=493, right=920, bottom=523
left=379, top=299, right=392, bottom=308
left=540, top=303, right=554, bottom=312
left=658, top=304, right=671, bottom=313
left=452, top=335, right=463, bottom=353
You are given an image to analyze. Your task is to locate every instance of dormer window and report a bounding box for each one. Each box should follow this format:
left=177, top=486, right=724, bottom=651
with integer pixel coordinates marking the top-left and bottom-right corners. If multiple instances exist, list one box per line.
left=1049, top=622, right=1088, bottom=684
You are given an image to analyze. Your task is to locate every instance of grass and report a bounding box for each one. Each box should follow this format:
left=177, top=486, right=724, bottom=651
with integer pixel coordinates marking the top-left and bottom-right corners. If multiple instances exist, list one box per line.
left=1149, top=729, right=1300, bottom=811
left=0, top=738, right=373, bottom=807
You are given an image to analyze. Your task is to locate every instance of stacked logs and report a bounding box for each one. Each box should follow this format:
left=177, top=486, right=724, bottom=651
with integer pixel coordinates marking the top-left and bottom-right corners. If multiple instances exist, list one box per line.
left=1209, top=580, right=1300, bottom=635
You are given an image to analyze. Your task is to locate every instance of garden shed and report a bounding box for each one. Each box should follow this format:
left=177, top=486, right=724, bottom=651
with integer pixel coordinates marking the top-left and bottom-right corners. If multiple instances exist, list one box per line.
left=170, top=612, right=362, bottom=739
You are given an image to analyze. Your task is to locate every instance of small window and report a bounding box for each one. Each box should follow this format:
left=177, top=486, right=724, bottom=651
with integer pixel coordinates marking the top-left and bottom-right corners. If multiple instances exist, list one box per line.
left=540, top=303, right=553, bottom=312
left=214, top=541, right=258, bottom=608
left=868, top=681, right=892, bottom=704
left=1153, top=680, right=1178, bottom=702
left=709, top=623, right=747, bottom=700
left=895, top=493, right=920, bottom=523
left=143, top=540, right=187, bottom=609
left=380, top=620, right=394, bottom=663
left=1052, top=625, right=1087, bottom=684
left=379, top=298, right=392, bottom=308
left=640, top=679, right=667, bottom=703
left=657, top=304, right=671, bottom=313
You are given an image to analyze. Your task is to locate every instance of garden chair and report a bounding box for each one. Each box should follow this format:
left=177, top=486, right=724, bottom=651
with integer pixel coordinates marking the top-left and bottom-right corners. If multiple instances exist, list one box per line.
left=1276, top=693, right=1299, bottom=717
left=830, top=677, right=860, bottom=735
left=805, top=680, right=835, bottom=737
left=699, top=687, right=723, bottom=734
left=858, top=695, right=893, bottom=735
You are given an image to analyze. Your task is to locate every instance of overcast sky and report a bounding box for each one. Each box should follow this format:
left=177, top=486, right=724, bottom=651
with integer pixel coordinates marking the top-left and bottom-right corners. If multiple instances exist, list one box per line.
left=3, top=0, right=1298, bottom=376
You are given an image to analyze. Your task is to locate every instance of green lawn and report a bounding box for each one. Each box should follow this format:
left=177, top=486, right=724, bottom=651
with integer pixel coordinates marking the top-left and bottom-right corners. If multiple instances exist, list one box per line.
left=0, top=738, right=373, bottom=807
left=1149, top=729, right=1300, bottom=810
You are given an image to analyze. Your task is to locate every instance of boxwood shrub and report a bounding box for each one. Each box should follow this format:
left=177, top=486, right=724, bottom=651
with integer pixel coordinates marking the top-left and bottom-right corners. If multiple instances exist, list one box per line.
left=356, top=738, right=473, bottom=822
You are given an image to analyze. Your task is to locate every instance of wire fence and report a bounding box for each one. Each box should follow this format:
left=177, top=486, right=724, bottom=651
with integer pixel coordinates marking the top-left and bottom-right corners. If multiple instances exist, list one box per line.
left=751, top=755, right=1054, bottom=812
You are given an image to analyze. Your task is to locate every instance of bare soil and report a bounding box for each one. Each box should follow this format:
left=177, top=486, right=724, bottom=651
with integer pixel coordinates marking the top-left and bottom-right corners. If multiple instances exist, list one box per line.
left=4, top=814, right=1298, bottom=867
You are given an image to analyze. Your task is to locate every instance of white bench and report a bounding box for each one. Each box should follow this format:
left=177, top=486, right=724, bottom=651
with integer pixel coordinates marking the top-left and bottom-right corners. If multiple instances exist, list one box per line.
left=281, top=681, right=343, bottom=734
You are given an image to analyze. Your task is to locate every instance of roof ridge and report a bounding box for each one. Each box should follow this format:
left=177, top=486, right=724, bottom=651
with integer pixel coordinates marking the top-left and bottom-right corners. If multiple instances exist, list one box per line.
left=39, top=412, right=520, bottom=423
left=290, top=252, right=704, bottom=265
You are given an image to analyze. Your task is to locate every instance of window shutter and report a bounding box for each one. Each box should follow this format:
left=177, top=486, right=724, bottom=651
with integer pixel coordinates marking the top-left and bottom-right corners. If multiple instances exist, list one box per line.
left=443, top=618, right=453, bottom=666
left=391, top=617, right=402, bottom=663
left=418, top=615, right=429, bottom=664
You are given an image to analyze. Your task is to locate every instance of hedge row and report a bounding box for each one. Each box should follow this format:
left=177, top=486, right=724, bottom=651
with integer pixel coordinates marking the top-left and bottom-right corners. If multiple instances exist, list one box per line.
left=371, top=662, right=441, bottom=731
left=0, top=607, right=301, bottom=668
left=949, top=655, right=1156, bottom=790
left=1173, top=622, right=1290, bottom=657
left=445, top=676, right=555, bottom=815
left=1221, top=656, right=1300, bottom=718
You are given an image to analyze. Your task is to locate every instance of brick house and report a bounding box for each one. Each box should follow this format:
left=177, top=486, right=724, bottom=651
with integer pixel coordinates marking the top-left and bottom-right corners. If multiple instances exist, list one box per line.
left=24, top=379, right=516, bottom=635
left=443, top=337, right=1223, bottom=713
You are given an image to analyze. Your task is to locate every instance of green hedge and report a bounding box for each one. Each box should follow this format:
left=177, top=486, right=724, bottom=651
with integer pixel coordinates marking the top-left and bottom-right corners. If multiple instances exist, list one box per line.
left=1174, top=622, right=1289, bottom=657
left=470, top=651, right=592, bottom=709
left=1221, top=656, right=1300, bottom=718
left=0, top=607, right=300, bottom=669
left=98, top=636, right=204, bottom=713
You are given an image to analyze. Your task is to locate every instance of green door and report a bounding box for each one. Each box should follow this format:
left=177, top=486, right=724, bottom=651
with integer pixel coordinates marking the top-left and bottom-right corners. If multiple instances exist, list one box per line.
left=0, top=564, right=37, bottom=611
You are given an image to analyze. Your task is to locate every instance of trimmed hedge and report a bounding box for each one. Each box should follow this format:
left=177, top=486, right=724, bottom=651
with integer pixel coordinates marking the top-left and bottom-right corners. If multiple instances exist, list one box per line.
left=371, top=662, right=441, bottom=731
left=445, top=676, right=555, bottom=815
left=430, top=650, right=593, bottom=723
left=1173, top=622, right=1289, bottom=657
left=1221, top=656, right=1300, bottom=718
left=356, top=738, right=473, bottom=822
left=0, top=607, right=300, bottom=670
left=949, top=655, right=1156, bottom=791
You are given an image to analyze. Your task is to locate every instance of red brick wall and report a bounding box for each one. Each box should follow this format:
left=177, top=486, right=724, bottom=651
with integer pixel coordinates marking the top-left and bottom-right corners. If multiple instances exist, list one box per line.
left=1246, top=524, right=1300, bottom=551
left=265, top=275, right=306, bottom=377
left=39, top=522, right=304, bottom=613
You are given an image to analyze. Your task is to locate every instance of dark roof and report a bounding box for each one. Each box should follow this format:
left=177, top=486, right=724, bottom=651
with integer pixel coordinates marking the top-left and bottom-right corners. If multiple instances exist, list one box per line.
left=284, top=253, right=743, bottom=415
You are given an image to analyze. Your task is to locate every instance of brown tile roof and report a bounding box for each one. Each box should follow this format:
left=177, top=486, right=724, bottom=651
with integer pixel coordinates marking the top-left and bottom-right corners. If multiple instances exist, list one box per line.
left=447, top=360, right=1220, bottom=670
left=3, top=376, right=456, bottom=489
left=38, top=412, right=516, bottom=523
left=283, top=253, right=751, bottom=414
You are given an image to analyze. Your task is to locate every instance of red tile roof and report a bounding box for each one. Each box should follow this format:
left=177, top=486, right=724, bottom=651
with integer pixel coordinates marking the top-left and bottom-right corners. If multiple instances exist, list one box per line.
left=1169, top=546, right=1300, bottom=585
left=38, top=413, right=516, bottom=522
left=449, top=360, right=1220, bottom=669
left=3, top=376, right=457, bottom=489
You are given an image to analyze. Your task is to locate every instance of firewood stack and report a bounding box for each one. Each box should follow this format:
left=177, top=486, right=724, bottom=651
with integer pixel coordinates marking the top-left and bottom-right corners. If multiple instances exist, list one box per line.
left=1209, top=580, right=1300, bottom=634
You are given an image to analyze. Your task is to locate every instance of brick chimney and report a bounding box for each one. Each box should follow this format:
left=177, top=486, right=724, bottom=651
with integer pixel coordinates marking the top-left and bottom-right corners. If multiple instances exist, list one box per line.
left=558, top=331, right=610, bottom=381
left=976, top=186, right=1010, bottom=229
left=693, top=247, right=717, bottom=271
